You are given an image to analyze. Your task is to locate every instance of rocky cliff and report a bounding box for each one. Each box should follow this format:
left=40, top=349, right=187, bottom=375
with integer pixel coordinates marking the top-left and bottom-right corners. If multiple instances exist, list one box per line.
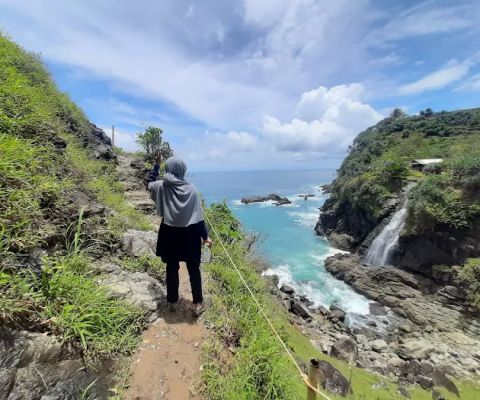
left=316, top=109, right=480, bottom=273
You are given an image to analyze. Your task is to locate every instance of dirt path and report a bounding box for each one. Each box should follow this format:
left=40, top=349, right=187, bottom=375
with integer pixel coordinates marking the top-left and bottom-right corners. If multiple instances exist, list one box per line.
left=117, top=154, right=207, bottom=400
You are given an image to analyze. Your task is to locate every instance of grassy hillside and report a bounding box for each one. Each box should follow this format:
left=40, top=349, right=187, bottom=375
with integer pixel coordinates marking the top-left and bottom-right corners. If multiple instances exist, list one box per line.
left=0, top=33, right=153, bottom=360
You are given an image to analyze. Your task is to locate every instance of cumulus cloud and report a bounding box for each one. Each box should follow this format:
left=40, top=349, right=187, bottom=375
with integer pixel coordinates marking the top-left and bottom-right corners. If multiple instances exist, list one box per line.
left=262, top=84, right=383, bottom=155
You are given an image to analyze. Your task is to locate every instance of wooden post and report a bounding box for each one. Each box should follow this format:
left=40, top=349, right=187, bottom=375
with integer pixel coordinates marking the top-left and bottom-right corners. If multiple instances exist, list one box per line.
left=111, top=125, right=115, bottom=147
left=306, top=358, right=320, bottom=400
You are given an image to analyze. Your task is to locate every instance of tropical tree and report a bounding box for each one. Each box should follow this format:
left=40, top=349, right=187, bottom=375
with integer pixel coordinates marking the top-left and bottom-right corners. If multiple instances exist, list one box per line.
left=136, top=126, right=173, bottom=160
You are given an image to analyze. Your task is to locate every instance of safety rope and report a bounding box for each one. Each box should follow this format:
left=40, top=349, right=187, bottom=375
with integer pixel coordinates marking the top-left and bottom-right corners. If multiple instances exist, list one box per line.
left=202, top=207, right=334, bottom=400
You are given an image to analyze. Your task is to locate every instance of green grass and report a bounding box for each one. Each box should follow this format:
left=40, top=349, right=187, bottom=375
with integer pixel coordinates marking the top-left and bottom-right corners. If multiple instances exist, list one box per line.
left=116, top=254, right=166, bottom=282
left=202, top=204, right=480, bottom=400
left=0, top=133, right=63, bottom=256
left=1, top=252, right=145, bottom=358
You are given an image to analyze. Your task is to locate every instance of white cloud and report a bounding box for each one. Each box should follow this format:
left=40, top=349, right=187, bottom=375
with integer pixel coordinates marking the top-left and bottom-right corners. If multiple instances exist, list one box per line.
left=183, top=130, right=257, bottom=163
left=181, top=83, right=382, bottom=167
left=263, top=84, right=383, bottom=155
left=399, top=59, right=472, bottom=95
left=365, top=1, right=480, bottom=46
left=455, top=73, right=480, bottom=91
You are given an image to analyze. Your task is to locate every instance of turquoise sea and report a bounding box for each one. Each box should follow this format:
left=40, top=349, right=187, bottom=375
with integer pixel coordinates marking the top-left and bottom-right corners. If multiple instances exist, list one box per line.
left=189, top=169, right=371, bottom=316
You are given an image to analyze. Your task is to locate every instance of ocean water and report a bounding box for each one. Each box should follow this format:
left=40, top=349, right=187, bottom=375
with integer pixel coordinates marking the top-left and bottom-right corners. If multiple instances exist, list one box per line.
left=189, top=169, right=371, bottom=315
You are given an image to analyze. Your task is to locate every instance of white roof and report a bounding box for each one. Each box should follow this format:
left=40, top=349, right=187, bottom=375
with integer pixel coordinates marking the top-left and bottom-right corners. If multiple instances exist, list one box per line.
left=413, top=159, right=443, bottom=165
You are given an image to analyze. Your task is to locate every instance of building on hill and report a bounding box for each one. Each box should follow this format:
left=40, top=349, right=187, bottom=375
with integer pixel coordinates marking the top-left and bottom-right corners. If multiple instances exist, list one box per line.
left=410, top=158, right=443, bottom=171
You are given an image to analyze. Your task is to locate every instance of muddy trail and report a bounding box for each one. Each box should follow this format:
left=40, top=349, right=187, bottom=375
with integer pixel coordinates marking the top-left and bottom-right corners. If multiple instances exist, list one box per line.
left=117, top=154, right=207, bottom=400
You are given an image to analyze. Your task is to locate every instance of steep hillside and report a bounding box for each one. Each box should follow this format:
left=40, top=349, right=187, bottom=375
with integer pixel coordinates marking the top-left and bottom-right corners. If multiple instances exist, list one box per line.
left=0, top=34, right=158, bottom=398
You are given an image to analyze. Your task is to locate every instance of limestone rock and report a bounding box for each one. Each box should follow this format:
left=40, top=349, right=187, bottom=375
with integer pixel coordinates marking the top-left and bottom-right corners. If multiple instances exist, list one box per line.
left=397, top=340, right=434, bottom=360
left=327, top=233, right=355, bottom=251
left=329, top=336, right=358, bottom=363
left=121, top=229, right=157, bottom=257
left=318, top=360, right=353, bottom=396
left=328, top=309, right=346, bottom=322
left=0, top=331, right=106, bottom=400
left=98, top=263, right=166, bottom=313
left=291, top=302, right=312, bottom=320
left=371, top=339, right=388, bottom=353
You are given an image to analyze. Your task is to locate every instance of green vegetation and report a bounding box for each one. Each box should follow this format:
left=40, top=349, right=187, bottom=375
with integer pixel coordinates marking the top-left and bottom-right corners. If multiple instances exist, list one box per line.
left=458, top=258, right=480, bottom=309
left=117, top=254, right=166, bottom=282
left=1, top=252, right=144, bottom=357
left=0, top=33, right=152, bottom=359
left=330, top=109, right=480, bottom=229
left=135, top=126, right=173, bottom=162
left=202, top=204, right=480, bottom=399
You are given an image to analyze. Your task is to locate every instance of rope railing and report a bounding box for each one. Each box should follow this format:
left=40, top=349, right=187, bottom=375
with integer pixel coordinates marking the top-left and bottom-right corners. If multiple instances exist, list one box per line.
left=202, top=207, right=334, bottom=400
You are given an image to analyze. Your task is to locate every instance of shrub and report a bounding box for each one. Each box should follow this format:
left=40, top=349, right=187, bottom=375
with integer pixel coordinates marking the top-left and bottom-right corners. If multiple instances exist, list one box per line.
left=458, top=258, right=480, bottom=310
left=407, top=175, right=480, bottom=233
left=451, top=152, right=480, bottom=192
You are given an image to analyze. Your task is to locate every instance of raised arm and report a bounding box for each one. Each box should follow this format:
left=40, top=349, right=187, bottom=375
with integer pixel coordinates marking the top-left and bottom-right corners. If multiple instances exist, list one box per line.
left=146, top=153, right=164, bottom=189
left=146, top=163, right=160, bottom=186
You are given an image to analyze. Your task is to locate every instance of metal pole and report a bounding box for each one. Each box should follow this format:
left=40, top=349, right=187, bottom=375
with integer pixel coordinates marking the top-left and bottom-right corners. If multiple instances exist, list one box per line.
left=111, top=125, right=115, bottom=147
left=306, top=358, right=320, bottom=400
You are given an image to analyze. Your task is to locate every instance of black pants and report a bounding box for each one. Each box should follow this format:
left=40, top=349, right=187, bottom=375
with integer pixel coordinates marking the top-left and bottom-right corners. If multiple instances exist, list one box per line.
left=166, top=260, right=203, bottom=304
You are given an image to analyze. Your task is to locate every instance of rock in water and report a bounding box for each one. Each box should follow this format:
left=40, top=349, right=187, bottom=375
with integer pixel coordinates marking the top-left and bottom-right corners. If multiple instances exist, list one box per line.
left=279, top=284, right=295, bottom=295
left=240, top=193, right=291, bottom=205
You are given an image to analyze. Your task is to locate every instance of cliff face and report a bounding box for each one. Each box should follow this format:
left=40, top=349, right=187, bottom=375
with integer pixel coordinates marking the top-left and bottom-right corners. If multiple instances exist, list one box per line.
left=316, top=108, right=480, bottom=274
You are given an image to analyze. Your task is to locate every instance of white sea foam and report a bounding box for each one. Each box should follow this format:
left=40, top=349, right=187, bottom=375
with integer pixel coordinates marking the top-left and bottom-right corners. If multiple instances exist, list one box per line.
left=262, top=262, right=371, bottom=315
left=231, top=199, right=242, bottom=206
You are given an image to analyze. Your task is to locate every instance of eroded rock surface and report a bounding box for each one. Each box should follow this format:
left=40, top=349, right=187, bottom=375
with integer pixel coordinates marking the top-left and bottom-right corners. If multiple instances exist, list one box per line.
left=0, top=330, right=108, bottom=400
left=97, top=263, right=166, bottom=318
left=121, top=229, right=157, bottom=257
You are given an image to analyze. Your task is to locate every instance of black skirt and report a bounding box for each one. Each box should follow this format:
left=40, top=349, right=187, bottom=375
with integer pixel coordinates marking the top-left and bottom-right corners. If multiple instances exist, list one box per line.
left=156, top=221, right=205, bottom=264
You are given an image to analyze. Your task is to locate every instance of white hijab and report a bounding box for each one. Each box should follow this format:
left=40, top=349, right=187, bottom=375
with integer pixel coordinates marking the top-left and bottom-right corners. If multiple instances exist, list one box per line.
left=148, top=157, right=204, bottom=227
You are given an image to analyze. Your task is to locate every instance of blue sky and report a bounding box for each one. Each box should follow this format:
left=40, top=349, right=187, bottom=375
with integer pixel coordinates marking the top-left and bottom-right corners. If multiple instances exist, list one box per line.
left=1, top=0, right=479, bottom=171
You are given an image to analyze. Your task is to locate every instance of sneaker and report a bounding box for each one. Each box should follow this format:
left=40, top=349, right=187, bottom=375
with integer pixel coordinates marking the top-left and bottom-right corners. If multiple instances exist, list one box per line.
left=192, top=302, right=206, bottom=317
left=168, top=302, right=178, bottom=313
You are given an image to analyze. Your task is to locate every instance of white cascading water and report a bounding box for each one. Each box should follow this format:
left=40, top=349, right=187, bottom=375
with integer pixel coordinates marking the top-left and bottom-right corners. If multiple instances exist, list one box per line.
left=365, top=206, right=408, bottom=266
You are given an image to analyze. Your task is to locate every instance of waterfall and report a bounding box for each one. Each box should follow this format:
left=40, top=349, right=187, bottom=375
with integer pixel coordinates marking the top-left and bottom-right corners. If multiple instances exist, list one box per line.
left=365, top=206, right=408, bottom=266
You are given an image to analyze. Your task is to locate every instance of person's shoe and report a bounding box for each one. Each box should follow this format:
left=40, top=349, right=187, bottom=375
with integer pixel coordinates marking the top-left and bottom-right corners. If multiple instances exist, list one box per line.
left=192, top=302, right=206, bottom=317
left=168, top=302, right=178, bottom=313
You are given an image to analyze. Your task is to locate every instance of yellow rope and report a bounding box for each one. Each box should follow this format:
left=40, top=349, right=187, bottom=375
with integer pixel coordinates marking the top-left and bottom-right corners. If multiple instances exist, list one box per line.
left=203, top=207, right=334, bottom=400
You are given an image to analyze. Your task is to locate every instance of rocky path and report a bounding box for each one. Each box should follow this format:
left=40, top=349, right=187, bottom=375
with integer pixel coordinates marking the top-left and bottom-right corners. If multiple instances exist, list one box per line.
left=117, top=155, right=207, bottom=400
